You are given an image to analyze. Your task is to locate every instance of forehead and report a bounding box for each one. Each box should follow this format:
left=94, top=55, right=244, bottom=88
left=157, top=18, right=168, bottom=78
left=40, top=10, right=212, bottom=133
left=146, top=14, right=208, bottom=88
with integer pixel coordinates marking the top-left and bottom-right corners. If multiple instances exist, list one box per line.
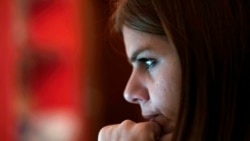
left=122, top=26, right=170, bottom=57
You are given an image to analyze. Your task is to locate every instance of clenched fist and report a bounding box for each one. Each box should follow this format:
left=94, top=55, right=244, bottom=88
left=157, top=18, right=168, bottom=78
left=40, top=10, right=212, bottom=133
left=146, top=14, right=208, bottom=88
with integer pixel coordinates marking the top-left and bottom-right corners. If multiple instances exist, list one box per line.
left=98, top=120, right=162, bottom=141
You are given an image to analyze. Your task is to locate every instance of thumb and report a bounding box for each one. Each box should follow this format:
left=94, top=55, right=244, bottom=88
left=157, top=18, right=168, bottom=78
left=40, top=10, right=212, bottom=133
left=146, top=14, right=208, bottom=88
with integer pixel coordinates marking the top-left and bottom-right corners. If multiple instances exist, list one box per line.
left=148, top=121, right=162, bottom=140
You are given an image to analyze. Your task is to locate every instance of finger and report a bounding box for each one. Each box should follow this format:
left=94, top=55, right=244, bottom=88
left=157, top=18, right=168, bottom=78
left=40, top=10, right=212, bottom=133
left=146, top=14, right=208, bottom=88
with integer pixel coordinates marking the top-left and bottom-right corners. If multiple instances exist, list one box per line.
left=98, top=124, right=119, bottom=141
left=158, top=133, right=173, bottom=141
left=98, top=120, right=163, bottom=141
left=131, top=121, right=162, bottom=140
left=98, top=120, right=136, bottom=141
left=145, top=121, right=162, bottom=140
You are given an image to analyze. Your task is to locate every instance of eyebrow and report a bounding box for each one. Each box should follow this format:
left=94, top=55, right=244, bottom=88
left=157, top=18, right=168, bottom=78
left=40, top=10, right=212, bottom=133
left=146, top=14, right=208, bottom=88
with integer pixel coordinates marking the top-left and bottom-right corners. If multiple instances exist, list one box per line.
left=129, top=48, right=151, bottom=63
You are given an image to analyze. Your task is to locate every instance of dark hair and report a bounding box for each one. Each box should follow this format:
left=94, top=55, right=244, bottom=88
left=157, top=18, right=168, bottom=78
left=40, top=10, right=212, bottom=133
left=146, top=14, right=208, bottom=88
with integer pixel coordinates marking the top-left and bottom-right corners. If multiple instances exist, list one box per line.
left=110, top=0, right=250, bottom=141
left=110, top=0, right=164, bottom=35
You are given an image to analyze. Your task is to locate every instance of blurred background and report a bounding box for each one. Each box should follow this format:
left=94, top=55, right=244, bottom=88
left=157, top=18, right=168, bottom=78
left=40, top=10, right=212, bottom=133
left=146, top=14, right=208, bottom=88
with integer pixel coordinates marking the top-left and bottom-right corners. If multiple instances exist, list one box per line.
left=0, top=0, right=142, bottom=141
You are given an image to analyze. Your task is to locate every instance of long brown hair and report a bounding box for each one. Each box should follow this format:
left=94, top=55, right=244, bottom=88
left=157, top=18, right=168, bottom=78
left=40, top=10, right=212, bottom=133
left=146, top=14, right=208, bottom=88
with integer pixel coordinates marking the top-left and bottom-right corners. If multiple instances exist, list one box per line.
left=110, top=0, right=250, bottom=140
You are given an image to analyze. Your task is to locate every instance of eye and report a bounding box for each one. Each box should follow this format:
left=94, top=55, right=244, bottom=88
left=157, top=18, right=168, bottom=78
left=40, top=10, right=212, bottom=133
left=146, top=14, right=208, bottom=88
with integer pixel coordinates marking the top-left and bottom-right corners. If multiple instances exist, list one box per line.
left=138, top=58, right=158, bottom=70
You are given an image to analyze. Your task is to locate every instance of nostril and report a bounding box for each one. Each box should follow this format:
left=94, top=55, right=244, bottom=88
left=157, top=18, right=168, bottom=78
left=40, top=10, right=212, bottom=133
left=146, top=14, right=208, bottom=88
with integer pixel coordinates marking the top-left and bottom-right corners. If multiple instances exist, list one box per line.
left=123, top=71, right=149, bottom=104
left=131, top=98, right=140, bottom=104
left=123, top=91, right=139, bottom=104
left=123, top=92, right=137, bottom=104
left=123, top=89, right=149, bottom=104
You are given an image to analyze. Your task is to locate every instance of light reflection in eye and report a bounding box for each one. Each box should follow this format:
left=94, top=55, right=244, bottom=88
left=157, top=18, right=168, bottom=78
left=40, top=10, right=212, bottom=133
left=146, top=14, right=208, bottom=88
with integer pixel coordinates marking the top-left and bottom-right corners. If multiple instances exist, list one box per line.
left=138, top=58, right=157, bottom=70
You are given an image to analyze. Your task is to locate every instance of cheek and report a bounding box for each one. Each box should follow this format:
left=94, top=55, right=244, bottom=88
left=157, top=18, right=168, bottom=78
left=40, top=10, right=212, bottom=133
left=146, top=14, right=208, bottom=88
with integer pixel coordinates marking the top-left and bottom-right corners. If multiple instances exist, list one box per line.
left=150, top=72, right=180, bottom=118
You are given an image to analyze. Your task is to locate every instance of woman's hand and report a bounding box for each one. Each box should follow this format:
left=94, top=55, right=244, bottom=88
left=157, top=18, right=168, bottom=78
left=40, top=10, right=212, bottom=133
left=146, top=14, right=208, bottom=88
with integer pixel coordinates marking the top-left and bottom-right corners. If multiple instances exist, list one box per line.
left=98, top=120, right=162, bottom=141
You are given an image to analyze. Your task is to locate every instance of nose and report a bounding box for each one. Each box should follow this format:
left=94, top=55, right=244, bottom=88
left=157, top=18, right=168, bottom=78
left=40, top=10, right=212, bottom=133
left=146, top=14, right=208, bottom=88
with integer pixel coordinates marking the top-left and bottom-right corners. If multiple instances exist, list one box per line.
left=123, top=70, right=149, bottom=104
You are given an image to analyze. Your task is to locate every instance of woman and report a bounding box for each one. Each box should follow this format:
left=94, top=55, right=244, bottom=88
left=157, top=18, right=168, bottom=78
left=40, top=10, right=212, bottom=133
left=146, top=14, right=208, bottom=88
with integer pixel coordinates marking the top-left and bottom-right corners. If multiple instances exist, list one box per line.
left=98, top=0, right=250, bottom=140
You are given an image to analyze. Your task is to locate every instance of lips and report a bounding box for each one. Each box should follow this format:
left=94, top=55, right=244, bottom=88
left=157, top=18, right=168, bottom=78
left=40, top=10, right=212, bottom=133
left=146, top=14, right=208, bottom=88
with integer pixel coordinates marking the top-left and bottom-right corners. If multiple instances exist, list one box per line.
left=143, top=114, right=174, bottom=135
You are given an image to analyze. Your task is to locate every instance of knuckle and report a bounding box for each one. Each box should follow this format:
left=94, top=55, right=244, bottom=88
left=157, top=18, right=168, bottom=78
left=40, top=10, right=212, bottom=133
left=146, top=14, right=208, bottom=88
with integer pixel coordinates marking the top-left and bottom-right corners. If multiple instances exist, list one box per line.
left=98, top=125, right=118, bottom=141
left=98, top=127, right=107, bottom=141
left=120, top=119, right=134, bottom=127
left=98, top=126, right=110, bottom=137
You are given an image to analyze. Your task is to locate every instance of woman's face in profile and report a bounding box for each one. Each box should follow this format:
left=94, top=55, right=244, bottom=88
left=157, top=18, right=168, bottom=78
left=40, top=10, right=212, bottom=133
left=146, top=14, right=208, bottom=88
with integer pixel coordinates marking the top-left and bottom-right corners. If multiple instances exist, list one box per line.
left=122, top=26, right=182, bottom=140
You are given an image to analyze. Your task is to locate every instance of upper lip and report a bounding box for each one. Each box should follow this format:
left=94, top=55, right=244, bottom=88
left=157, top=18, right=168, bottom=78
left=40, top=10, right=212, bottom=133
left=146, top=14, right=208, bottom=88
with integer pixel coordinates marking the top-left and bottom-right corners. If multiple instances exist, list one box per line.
left=143, top=114, right=159, bottom=121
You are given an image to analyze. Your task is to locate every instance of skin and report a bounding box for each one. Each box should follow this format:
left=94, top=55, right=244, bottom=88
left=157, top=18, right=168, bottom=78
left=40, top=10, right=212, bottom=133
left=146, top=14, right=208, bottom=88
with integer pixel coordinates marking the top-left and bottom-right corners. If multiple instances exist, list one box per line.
left=98, top=26, right=182, bottom=141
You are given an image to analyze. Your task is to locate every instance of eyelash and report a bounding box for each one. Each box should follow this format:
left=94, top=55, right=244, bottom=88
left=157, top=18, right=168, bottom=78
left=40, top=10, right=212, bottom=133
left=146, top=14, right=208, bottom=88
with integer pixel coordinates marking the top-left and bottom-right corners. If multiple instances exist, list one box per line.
left=137, top=58, right=158, bottom=70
